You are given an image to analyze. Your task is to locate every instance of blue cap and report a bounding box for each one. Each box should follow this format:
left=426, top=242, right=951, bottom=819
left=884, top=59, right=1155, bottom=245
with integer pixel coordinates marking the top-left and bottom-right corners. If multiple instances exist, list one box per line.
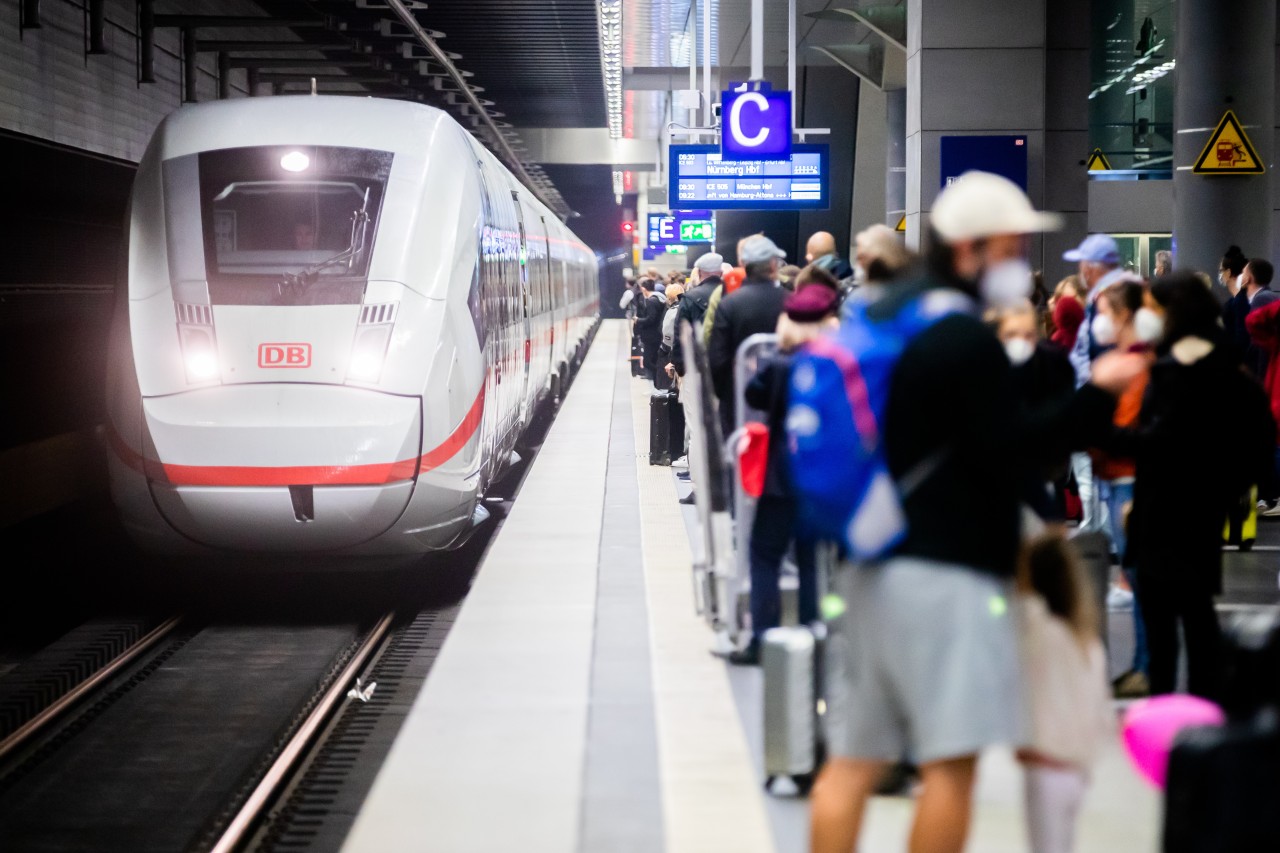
left=1063, top=234, right=1121, bottom=264
left=653, top=282, right=666, bottom=293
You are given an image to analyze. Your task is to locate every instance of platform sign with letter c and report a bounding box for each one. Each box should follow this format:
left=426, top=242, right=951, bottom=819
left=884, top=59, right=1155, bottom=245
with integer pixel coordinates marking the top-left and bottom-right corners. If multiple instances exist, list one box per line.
left=720, top=83, right=792, bottom=161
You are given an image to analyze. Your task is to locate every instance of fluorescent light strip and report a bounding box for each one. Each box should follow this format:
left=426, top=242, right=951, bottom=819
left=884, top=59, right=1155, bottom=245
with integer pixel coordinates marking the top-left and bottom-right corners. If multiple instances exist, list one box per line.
left=598, top=0, right=623, bottom=138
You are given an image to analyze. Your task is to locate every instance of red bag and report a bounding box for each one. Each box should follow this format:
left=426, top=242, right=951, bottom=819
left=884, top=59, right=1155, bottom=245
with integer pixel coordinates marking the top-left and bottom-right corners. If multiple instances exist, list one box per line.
left=738, top=422, right=770, bottom=498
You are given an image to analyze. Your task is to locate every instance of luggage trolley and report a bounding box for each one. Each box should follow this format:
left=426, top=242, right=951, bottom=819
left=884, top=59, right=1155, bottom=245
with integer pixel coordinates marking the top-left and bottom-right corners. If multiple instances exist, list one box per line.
left=728, top=333, right=781, bottom=640
left=677, top=320, right=739, bottom=653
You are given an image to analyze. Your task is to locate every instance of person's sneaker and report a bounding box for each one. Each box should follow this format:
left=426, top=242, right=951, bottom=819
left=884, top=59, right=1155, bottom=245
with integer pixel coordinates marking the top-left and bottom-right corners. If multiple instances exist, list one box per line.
left=1112, top=670, right=1150, bottom=698
left=676, top=470, right=691, bottom=481
left=1261, top=502, right=1280, bottom=518
left=727, top=640, right=760, bottom=666
left=678, top=490, right=696, bottom=505
left=672, top=455, right=689, bottom=469
left=1106, top=584, right=1134, bottom=610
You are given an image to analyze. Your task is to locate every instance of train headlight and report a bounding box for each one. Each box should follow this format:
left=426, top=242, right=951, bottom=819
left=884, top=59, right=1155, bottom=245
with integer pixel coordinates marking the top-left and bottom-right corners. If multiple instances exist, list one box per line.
left=180, top=326, right=220, bottom=382
left=280, top=151, right=310, bottom=172
left=347, top=324, right=391, bottom=383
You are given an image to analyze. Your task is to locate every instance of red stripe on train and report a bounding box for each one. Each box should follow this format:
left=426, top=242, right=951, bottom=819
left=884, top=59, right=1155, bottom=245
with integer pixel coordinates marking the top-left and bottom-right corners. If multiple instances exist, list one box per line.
left=110, top=386, right=486, bottom=487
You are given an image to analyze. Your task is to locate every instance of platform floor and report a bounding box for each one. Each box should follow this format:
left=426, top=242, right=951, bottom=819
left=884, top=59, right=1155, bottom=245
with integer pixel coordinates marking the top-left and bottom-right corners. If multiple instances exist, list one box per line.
left=343, top=319, right=1167, bottom=852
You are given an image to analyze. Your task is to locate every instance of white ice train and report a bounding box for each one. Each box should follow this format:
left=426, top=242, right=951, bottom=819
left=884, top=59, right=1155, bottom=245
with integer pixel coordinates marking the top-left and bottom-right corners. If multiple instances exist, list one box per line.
left=106, top=96, right=599, bottom=559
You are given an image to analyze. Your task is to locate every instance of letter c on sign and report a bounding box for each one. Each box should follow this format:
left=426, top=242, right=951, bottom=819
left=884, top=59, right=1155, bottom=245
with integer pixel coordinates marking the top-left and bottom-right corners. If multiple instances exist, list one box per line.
left=729, top=92, right=770, bottom=148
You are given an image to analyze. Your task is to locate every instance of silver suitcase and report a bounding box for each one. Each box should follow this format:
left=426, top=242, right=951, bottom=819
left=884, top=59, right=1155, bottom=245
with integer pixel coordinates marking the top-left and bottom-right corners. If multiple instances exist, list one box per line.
left=762, top=623, right=826, bottom=794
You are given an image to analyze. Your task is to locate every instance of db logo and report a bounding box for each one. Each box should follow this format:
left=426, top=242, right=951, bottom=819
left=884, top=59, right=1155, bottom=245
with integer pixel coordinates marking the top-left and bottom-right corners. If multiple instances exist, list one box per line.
left=258, top=343, right=312, bottom=368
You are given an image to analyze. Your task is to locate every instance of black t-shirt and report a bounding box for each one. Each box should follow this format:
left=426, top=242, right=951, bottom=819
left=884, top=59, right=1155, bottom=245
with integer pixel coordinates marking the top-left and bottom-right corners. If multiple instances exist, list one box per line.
left=876, top=282, right=1113, bottom=576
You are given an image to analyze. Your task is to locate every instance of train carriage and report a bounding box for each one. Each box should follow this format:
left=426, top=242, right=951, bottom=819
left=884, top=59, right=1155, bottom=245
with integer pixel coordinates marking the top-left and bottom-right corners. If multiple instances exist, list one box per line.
left=106, top=96, right=598, bottom=559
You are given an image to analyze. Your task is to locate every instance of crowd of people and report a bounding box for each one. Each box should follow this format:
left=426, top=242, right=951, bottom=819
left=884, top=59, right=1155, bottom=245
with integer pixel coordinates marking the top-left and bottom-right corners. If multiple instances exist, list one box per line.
left=620, top=172, right=1276, bottom=853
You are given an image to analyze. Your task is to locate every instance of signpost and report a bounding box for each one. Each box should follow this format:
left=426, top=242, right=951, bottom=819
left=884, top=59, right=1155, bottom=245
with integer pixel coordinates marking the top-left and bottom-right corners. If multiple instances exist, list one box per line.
left=720, top=82, right=792, bottom=161
left=939, top=135, right=1029, bottom=191
left=647, top=210, right=715, bottom=248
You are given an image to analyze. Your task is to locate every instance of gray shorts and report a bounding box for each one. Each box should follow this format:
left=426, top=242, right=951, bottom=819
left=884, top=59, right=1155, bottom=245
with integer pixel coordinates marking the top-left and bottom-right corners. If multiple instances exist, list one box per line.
left=823, top=556, right=1024, bottom=765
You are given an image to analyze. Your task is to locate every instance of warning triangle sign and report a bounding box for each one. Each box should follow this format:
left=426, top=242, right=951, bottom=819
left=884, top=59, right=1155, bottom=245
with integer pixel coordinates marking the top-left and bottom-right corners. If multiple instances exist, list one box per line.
left=895, top=215, right=906, bottom=233
left=1193, top=110, right=1265, bottom=174
left=1086, top=148, right=1111, bottom=171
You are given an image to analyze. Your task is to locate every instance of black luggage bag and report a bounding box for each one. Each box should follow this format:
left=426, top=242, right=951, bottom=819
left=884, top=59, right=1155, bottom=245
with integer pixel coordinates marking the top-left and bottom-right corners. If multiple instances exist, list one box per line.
left=1163, top=714, right=1280, bottom=852
left=1163, top=610, right=1280, bottom=851
left=631, top=330, right=645, bottom=376
left=649, top=390, right=684, bottom=465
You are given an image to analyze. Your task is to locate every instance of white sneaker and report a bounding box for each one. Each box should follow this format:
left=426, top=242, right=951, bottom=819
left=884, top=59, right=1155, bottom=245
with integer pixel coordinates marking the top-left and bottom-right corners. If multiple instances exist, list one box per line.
left=672, top=455, right=689, bottom=469
left=1262, top=503, right=1280, bottom=518
left=1106, top=585, right=1134, bottom=610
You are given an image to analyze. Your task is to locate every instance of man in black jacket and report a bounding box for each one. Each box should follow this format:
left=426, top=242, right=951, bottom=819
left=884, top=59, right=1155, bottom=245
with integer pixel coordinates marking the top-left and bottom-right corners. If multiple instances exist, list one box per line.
left=632, top=277, right=666, bottom=382
left=809, top=172, right=1142, bottom=853
left=667, top=252, right=723, bottom=377
left=708, top=235, right=788, bottom=440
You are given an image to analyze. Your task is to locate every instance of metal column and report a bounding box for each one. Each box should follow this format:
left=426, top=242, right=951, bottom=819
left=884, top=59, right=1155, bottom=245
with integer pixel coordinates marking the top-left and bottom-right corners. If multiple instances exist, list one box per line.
left=1172, top=0, right=1275, bottom=273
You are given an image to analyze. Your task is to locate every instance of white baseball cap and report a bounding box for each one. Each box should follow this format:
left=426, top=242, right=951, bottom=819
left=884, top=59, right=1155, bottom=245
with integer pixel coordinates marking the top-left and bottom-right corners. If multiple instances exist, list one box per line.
left=929, top=171, right=1062, bottom=242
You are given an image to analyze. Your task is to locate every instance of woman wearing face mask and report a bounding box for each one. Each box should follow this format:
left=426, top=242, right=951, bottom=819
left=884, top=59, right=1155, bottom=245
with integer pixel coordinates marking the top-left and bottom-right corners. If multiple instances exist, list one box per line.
left=1086, top=281, right=1158, bottom=696
left=991, top=301, right=1077, bottom=522
left=1099, top=274, right=1274, bottom=700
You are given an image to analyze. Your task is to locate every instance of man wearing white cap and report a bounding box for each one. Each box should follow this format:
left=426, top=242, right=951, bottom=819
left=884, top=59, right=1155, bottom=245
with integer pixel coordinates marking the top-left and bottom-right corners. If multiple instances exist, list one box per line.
left=667, top=251, right=724, bottom=377
left=810, top=172, right=1142, bottom=853
left=708, top=235, right=789, bottom=440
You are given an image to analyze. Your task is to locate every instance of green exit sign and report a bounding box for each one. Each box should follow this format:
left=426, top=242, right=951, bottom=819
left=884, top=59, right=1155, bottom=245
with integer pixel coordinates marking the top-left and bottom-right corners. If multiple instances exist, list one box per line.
left=680, top=221, right=714, bottom=242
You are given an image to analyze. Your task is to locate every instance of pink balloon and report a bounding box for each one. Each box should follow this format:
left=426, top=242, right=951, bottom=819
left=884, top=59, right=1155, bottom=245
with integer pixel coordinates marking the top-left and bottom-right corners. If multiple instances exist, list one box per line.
left=1121, top=695, right=1225, bottom=788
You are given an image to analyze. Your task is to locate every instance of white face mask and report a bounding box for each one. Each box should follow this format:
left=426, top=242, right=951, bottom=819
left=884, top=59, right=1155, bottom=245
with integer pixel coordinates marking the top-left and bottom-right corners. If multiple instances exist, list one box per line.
left=1091, top=312, right=1118, bottom=347
left=852, top=264, right=867, bottom=285
left=980, top=258, right=1034, bottom=309
left=1004, top=337, right=1035, bottom=366
left=1134, top=307, right=1164, bottom=343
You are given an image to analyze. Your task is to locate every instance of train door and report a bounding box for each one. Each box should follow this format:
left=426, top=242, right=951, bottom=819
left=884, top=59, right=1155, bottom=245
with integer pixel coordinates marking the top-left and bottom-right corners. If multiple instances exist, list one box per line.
left=538, top=216, right=557, bottom=377
left=511, top=192, right=532, bottom=426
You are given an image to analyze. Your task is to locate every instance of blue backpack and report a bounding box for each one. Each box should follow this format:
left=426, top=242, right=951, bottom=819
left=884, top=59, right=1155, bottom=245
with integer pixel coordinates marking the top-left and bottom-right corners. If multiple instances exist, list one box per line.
left=785, top=289, right=974, bottom=560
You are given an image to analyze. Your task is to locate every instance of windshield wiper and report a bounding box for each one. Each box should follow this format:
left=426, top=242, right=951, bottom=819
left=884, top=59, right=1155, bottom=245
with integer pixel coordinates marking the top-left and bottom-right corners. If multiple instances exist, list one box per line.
left=276, top=187, right=373, bottom=301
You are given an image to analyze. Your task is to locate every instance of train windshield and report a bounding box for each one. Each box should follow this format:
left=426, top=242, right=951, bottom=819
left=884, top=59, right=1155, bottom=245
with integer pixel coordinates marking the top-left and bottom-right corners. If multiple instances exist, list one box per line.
left=197, top=146, right=394, bottom=305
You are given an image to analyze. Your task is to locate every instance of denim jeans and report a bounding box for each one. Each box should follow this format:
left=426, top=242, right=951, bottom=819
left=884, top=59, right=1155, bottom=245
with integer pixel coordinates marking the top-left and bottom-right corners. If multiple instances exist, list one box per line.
left=1070, top=453, right=1109, bottom=533
left=749, top=495, right=817, bottom=643
left=1099, top=477, right=1148, bottom=675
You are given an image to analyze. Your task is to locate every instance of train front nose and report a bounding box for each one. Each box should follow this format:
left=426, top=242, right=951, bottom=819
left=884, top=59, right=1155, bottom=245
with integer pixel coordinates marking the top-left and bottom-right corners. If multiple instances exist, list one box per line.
left=143, top=385, right=421, bottom=552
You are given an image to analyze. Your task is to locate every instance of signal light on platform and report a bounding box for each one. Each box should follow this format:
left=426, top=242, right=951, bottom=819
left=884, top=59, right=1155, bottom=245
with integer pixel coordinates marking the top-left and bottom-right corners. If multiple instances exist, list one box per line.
left=621, top=221, right=635, bottom=234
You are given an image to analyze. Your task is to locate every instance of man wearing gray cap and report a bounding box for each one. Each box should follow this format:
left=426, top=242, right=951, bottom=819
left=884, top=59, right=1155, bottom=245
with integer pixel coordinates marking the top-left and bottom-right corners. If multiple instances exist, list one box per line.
left=708, top=235, right=788, bottom=439
left=667, top=251, right=724, bottom=377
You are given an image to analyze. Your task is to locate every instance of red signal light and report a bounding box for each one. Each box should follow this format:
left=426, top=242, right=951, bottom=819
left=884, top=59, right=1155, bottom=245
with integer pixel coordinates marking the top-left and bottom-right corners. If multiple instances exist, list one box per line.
left=621, top=221, right=635, bottom=234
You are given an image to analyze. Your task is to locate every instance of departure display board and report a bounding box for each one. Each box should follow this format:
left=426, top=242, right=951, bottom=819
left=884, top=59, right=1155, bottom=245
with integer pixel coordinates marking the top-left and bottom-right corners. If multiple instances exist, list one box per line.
left=669, top=144, right=829, bottom=210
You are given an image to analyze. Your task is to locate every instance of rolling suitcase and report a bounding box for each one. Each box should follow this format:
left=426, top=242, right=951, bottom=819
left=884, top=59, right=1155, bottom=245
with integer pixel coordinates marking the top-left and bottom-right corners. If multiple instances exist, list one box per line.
left=649, top=390, right=674, bottom=465
left=1163, top=714, right=1280, bottom=852
left=666, top=390, right=686, bottom=462
left=1067, top=530, right=1111, bottom=647
left=1223, top=486, right=1258, bottom=551
left=631, top=330, right=645, bottom=376
left=762, top=621, right=826, bottom=794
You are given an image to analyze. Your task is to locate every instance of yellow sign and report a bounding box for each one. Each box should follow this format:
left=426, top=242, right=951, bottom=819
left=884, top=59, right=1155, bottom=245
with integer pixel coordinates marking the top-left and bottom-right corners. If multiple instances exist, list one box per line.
left=1192, top=110, right=1265, bottom=174
left=895, top=215, right=906, bottom=233
left=1086, top=148, right=1112, bottom=171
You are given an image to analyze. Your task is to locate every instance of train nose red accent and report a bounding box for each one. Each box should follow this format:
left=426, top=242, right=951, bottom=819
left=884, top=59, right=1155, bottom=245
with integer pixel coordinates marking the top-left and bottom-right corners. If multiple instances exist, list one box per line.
left=524, top=338, right=531, bottom=363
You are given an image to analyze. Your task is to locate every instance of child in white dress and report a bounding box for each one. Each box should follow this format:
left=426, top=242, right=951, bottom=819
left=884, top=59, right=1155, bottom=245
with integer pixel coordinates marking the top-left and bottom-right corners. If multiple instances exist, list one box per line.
left=1017, top=534, right=1117, bottom=853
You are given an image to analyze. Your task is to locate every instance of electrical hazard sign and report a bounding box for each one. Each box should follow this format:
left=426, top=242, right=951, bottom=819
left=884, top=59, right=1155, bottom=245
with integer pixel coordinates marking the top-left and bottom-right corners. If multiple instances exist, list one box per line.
left=1086, top=149, right=1111, bottom=171
left=1192, top=110, right=1265, bottom=174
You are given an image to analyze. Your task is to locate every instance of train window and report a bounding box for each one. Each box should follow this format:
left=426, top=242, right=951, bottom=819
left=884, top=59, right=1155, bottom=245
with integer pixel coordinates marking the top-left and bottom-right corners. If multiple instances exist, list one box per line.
left=195, top=146, right=393, bottom=306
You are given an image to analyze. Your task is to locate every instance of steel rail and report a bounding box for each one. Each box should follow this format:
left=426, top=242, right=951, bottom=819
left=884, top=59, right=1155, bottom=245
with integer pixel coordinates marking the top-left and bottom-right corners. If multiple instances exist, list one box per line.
left=0, top=616, right=183, bottom=762
left=208, top=612, right=396, bottom=853
left=381, top=0, right=568, bottom=218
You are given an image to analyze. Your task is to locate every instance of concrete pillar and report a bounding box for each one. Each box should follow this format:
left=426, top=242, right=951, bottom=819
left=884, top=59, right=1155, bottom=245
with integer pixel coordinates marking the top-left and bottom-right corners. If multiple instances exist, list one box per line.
left=1173, top=0, right=1274, bottom=275
left=1041, top=0, right=1090, bottom=286
left=904, top=0, right=1047, bottom=258
left=850, top=81, right=888, bottom=239
left=885, top=88, right=907, bottom=230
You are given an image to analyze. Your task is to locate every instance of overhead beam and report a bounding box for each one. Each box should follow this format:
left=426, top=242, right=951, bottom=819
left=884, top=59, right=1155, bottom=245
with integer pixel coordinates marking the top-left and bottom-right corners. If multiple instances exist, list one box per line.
left=515, top=128, right=658, bottom=171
